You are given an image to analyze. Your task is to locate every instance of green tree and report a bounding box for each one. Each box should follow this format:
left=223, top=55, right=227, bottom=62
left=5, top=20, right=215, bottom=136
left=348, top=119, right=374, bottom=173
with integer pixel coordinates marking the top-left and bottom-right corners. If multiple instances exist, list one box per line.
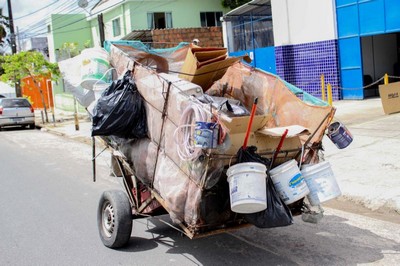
left=222, top=0, right=251, bottom=9
left=1, top=51, right=60, bottom=123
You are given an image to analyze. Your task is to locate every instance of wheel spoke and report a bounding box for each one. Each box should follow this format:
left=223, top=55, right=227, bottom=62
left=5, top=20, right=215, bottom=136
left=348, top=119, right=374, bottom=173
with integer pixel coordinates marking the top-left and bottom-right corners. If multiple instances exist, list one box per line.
left=102, top=202, right=115, bottom=237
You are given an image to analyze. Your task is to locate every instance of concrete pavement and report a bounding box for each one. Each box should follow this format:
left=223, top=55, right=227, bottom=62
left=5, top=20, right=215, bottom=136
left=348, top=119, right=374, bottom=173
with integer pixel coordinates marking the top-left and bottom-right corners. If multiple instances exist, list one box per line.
left=35, top=97, right=400, bottom=216
left=323, top=97, right=400, bottom=215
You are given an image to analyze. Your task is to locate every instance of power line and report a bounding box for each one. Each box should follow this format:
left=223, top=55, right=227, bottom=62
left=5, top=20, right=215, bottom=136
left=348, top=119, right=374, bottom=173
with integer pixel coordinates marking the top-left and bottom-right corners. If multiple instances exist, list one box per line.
left=13, top=0, right=59, bottom=20
left=17, top=0, right=188, bottom=44
left=18, top=1, right=81, bottom=35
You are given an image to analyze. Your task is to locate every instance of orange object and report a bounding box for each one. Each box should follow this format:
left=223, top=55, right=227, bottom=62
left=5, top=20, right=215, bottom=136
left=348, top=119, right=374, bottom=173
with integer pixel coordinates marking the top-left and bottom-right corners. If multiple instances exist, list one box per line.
left=272, top=129, right=289, bottom=163
left=20, top=75, right=54, bottom=109
left=242, top=97, right=258, bottom=149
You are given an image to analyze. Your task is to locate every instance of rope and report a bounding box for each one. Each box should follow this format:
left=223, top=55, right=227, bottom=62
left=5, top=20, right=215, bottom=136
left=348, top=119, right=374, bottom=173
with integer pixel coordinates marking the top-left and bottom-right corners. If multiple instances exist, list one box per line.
left=294, top=74, right=400, bottom=95
left=173, top=100, right=209, bottom=161
left=332, top=76, right=384, bottom=91
left=152, top=82, right=172, bottom=185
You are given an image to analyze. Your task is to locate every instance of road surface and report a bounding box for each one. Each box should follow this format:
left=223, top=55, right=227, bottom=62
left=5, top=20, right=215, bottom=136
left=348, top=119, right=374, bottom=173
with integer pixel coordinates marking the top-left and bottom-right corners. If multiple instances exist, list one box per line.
left=1, top=128, right=399, bottom=265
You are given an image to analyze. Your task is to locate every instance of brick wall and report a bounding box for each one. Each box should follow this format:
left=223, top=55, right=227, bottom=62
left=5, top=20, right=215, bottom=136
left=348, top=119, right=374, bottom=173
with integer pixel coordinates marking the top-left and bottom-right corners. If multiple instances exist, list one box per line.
left=150, top=27, right=223, bottom=48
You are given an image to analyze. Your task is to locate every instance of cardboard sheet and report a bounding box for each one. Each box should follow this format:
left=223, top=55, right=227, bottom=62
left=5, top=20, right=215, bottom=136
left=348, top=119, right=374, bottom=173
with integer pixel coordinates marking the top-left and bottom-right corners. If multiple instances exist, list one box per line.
left=257, top=125, right=310, bottom=138
left=379, top=82, right=400, bottom=114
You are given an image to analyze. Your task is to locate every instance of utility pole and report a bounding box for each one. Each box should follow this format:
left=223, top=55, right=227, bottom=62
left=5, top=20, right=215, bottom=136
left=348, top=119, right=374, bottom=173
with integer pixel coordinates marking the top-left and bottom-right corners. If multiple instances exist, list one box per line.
left=7, top=0, right=16, bottom=54
left=97, top=14, right=105, bottom=47
left=7, top=0, right=21, bottom=97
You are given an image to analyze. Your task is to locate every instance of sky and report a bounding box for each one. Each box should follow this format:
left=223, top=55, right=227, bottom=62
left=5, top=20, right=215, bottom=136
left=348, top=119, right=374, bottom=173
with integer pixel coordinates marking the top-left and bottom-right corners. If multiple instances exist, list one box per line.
left=1, top=0, right=96, bottom=44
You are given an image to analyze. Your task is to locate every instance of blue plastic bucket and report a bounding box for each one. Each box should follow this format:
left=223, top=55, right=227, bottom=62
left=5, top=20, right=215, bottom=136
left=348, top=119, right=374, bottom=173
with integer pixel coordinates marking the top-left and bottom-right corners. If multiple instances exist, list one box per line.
left=193, top=122, right=219, bottom=149
left=327, top=122, right=353, bottom=149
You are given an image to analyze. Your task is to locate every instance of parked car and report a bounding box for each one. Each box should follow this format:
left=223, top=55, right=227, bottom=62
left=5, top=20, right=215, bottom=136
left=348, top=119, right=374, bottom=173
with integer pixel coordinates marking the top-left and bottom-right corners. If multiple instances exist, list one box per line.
left=0, top=97, right=35, bottom=130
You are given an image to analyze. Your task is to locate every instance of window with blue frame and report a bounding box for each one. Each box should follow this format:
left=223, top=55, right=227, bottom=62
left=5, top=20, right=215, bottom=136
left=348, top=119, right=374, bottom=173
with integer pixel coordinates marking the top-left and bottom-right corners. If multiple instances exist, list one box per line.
left=112, top=18, right=121, bottom=37
left=147, top=12, right=173, bottom=29
left=229, top=16, right=274, bottom=52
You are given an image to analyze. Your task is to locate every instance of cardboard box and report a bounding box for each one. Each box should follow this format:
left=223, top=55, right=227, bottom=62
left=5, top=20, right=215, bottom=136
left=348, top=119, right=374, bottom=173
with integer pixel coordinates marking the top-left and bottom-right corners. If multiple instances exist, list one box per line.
left=179, top=46, right=242, bottom=90
left=379, top=82, right=400, bottom=114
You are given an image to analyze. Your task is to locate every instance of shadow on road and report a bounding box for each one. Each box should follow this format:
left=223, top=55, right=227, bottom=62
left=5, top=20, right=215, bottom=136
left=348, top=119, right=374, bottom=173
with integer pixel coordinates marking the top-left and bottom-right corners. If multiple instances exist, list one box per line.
left=111, top=214, right=400, bottom=265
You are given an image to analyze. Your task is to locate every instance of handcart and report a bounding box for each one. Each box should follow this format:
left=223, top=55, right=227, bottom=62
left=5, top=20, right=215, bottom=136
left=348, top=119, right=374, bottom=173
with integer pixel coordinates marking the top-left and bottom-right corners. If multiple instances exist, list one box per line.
left=90, top=42, right=335, bottom=248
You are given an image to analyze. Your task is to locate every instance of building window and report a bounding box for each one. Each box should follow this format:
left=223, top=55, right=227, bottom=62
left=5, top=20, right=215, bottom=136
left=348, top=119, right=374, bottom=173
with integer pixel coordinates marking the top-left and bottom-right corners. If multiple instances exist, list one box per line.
left=147, top=12, right=172, bottom=29
left=229, top=16, right=274, bottom=52
left=47, top=25, right=51, bottom=33
left=112, top=18, right=121, bottom=37
left=200, top=12, right=223, bottom=27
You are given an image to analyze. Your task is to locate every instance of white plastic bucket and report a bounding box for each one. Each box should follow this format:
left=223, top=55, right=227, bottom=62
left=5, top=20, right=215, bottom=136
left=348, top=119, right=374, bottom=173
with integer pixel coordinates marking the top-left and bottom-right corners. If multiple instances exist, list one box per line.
left=93, top=83, right=110, bottom=101
left=301, top=161, right=341, bottom=206
left=227, top=162, right=267, bottom=214
left=269, top=159, right=309, bottom=205
left=80, top=47, right=111, bottom=90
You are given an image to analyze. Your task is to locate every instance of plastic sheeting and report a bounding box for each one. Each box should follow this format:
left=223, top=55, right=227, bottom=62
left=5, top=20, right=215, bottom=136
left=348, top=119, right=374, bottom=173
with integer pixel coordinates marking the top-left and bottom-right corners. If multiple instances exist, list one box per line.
left=58, top=55, right=96, bottom=108
left=106, top=42, right=335, bottom=229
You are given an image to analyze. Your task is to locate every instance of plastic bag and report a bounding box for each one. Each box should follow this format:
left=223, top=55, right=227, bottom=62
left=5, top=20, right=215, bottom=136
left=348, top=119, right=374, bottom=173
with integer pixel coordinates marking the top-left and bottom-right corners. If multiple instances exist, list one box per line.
left=236, top=146, right=293, bottom=228
left=197, top=94, right=250, bottom=116
left=91, top=70, right=148, bottom=139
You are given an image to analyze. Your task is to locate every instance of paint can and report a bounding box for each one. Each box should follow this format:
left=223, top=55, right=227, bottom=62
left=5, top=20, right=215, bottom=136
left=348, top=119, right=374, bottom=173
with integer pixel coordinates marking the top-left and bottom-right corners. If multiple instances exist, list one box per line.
left=269, top=159, right=310, bottom=205
left=327, top=121, right=353, bottom=149
left=227, top=162, right=267, bottom=213
left=193, top=122, right=219, bottom=149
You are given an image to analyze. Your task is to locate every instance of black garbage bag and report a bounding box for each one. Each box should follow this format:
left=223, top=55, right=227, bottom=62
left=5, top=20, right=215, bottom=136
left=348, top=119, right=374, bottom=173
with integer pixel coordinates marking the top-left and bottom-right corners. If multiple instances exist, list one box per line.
left=236, top=146, right=293, bottom=228
left=91, top=70, right=148, bottom=139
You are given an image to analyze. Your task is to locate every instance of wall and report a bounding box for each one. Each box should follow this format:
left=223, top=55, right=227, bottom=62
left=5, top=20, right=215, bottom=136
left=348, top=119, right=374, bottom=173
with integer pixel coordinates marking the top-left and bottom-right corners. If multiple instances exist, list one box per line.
left=90, top=0, right=229, bottom=34
left=101, top=5, right=128, bottom=42
left=275, top=40, right=341, bottom=100
left=272, top=0, right=337, bottom=46
left=272, top=0, right=340, bottom=100
left=48, top=14, right=92, bottom=62
left=336, top=0, right=400, bottom=99
left=151, top=27, right=223, bottom=48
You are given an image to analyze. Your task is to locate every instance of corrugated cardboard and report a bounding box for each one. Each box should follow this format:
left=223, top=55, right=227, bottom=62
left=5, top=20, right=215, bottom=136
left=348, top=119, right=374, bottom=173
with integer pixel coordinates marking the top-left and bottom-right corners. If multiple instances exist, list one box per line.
left=379, top=82, right=400, bottom=114
left=179, top=46, right=242, bottom=90
left=193, top=48, right=227, bottom=62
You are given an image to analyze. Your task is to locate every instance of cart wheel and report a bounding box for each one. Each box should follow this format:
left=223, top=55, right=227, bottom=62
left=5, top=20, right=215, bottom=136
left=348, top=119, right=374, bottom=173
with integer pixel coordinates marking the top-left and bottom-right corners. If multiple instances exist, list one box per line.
left=97, top=190, right=133, bottom=248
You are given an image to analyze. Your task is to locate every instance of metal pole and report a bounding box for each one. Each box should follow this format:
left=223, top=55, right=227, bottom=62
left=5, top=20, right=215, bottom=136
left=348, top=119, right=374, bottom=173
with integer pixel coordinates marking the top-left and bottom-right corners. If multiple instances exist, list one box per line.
left=384, top=73, right=389, bottom=85
left=98, top=14, right=105, bottom=47
left=327, top=83, right=333, bottom=106
left=73, top=97, right=80, bottom=131
left=6, top=0, right=16, bottom=54
left=7, top=0, right=21, bottom=97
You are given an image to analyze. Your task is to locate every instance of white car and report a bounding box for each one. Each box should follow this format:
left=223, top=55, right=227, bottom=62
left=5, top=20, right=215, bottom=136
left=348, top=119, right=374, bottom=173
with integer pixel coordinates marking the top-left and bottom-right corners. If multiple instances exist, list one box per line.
left=0, top=97, right=35, bottom=130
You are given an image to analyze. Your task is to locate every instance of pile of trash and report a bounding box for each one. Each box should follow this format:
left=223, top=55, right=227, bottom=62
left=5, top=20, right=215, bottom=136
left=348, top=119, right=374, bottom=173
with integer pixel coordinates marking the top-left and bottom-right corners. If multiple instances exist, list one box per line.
left=59, top=41, right=353, bottom=234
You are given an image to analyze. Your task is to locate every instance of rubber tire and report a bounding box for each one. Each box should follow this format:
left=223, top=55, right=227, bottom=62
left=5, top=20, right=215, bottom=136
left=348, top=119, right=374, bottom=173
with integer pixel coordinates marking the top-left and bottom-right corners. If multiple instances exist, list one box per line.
left=28, top=123, right=35, bottom=129
left=97, top=190, right=133, bottom=248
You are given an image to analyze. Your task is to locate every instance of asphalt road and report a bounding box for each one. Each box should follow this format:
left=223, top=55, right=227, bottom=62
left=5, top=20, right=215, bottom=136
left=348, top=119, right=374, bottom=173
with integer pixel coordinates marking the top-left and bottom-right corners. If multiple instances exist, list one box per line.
left=1, top=128, right=399, bottom=266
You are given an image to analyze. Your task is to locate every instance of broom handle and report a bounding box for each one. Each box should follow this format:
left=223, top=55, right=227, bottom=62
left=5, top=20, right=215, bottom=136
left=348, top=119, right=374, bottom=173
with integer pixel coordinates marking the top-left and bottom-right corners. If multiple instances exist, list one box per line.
left=272, top=129, right=289, bottom=163
left=243, top=97, right=258, bottom=149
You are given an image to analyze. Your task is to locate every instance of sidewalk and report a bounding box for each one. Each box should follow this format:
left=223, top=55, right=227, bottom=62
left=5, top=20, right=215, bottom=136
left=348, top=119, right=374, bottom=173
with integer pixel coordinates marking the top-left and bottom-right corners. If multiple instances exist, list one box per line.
left=36, top=98, right=400, bottom=215
left=323, top=97, right=400, bottom=214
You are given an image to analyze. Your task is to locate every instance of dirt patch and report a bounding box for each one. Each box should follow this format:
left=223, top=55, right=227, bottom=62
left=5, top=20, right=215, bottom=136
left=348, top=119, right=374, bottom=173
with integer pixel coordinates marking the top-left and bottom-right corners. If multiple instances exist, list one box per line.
left=324, top=198, right=400, bottom=224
